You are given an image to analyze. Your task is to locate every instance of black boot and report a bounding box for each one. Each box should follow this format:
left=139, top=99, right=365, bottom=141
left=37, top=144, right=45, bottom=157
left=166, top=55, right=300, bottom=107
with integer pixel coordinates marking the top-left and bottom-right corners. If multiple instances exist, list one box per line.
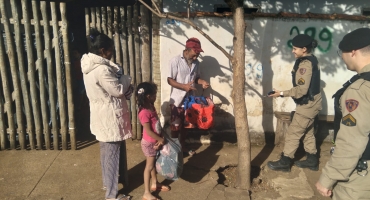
left=294, top=153, right=319, bottom=171
left=267, top=153, right=292, bottom=172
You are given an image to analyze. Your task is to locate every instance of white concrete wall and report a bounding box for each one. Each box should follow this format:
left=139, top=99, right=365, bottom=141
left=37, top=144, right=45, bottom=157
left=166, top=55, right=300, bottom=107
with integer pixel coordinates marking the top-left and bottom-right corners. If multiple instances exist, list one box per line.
left=160, top=17, right=370, bottom=135
left=163, top=0, right=370, bottom=15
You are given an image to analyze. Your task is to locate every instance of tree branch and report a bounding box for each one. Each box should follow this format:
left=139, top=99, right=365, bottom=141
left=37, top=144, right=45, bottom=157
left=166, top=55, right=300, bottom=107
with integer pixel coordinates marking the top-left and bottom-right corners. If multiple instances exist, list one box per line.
left=151, top=0, right=161, bottom=14
left=138, top=0, right=233, bottom=61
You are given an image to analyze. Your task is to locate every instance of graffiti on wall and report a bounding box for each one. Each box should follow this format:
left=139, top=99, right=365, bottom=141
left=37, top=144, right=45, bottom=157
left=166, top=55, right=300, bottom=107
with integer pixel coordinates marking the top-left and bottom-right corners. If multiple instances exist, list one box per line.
left=245, top=63, right=263, bottom=79
left=166, top=19, right=181, bottom=26
left=287, top=26, right=332, bottom=53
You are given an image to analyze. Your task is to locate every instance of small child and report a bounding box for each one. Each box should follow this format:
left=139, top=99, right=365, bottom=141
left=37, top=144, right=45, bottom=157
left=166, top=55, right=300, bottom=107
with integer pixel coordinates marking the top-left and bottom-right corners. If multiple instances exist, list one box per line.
left=137, top=82, right=171, bottom=200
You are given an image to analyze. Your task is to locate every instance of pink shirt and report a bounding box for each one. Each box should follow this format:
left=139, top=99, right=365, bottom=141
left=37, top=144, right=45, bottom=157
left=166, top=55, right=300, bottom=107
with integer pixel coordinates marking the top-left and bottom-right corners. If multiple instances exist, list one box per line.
left=138, top=106, right=162, bottom=143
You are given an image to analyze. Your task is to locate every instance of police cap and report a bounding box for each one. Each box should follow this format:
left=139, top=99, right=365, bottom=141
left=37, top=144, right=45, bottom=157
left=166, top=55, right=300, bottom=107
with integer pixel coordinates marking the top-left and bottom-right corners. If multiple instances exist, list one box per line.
left=292, top=34, right=314, bottom=48
left=339, top=28, right=370, bottom=52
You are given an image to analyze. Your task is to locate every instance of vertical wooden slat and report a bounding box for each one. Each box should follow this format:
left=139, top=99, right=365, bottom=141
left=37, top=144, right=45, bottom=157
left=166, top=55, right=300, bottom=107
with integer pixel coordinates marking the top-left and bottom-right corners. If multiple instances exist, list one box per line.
left=119, top=6, right=128, bottom=75
left=107, top=6, right=114, bottom=62
left=152, top=0, right=162, bottom=116
left=90, top=7, right=96, bottom=29
left=119, top=6, right=131, bottom=127
left=10, top=0, right=33, bottom=149
left=85, top=8, right=91, bottom=50
left=32, top=0, right=50, bottom=150
left=133, top=4, right=142, bottom=140
left=22, top=0, right=42, bottom=149
left=60, top=3, right=76, bottom=150
left=51, top=2, right=67, bottom=150
left=0, top=30, right=12, bottom=150
left=127, top=6, right=137, bottom=139
left=107, top=6, right=113, bottom=39
left=140, top=5, right=150, bottom=82
left=0, top=0, right=25, bottom=149
left=101, top=7, right=107, bottom=35
left=96, top=7, right=101, bottom=32
left=41, top=1, right=58, bottom=150
left=113, top=6, right=121, bottom=66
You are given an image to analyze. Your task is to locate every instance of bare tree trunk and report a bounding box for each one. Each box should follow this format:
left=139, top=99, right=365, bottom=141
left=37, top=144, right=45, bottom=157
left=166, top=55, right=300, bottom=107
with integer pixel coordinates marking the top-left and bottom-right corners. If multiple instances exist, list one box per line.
left=231, top=6, right=250, bottom=190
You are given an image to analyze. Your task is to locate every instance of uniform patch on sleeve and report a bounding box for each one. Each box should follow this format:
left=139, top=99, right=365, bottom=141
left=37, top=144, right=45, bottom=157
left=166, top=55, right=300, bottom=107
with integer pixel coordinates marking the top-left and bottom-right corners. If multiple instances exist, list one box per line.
left=298, top=78, right=305, bottom=85
left=345, top=99, right=359, bottom=112
left=342, top=114, right=356, bottom=126
left=299, top=68, right=306, bottom=75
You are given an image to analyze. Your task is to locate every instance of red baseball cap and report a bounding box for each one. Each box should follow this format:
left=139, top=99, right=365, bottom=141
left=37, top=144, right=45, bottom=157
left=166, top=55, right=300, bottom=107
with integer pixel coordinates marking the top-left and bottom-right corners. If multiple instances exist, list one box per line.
left=185, top=37, right=204, bottom=53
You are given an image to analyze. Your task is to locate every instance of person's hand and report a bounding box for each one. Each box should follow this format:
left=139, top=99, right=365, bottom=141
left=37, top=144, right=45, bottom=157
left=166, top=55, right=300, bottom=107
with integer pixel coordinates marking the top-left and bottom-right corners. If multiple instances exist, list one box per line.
left=153, top=137, right=165, bottom=150
left=124, top=84, right=134, bottom=100
left=199, top=79, right=210, bottom=89
left=315, top=182, right=332, bottom=197
left=157, top=137, right=165, bottom=145
left=269, top=88, right=281, bottom=98
left=183, top=80, right=196, bottom=92
left=153, top=143, right=162, bottom=150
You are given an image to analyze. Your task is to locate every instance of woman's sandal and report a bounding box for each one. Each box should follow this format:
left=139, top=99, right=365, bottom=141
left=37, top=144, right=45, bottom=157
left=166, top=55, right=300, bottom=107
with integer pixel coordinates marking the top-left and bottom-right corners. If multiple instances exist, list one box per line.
left=150, top=184, right=171, bottom=192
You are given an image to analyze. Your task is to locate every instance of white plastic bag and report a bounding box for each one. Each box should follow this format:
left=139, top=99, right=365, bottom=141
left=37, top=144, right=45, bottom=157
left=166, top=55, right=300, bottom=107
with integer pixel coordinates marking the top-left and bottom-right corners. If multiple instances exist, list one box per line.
left=155, top=134, right=183, bottom=180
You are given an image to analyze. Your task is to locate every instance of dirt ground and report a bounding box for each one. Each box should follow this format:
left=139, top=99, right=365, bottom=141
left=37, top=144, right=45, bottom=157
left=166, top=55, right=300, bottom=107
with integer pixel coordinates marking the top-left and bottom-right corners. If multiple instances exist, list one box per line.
left=216, top=142, right=333, bottom=200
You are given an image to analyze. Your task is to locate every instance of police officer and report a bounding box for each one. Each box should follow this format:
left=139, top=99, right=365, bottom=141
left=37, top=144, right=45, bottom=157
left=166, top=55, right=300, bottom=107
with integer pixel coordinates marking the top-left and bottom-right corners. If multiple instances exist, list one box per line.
left=267, top=34, right=322, bottom=172
left=316, top=28, right=370, bottom=199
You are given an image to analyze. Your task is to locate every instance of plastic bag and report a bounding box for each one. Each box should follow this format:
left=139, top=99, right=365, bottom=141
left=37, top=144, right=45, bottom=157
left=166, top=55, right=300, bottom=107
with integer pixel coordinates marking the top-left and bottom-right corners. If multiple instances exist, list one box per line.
left=184, top=95, right=214, bottom=130
left=156, top=135, right=183, bottom=180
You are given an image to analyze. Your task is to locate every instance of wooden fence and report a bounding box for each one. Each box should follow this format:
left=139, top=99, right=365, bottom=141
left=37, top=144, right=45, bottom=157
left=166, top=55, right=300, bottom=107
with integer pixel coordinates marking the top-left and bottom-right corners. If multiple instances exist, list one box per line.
left=0, top=0, right=75, bottom=150
left=85, top=4, right=151, bottom=140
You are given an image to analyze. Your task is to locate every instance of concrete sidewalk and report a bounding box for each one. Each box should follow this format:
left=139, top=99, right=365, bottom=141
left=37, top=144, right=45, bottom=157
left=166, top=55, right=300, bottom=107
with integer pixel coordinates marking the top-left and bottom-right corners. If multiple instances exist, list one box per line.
left=0, top=134, right=333, bottom=200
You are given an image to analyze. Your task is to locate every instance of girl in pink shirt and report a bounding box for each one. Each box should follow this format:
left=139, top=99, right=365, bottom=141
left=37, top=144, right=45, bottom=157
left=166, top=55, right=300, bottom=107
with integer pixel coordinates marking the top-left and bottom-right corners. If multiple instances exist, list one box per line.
left=137, top=82, right=170, bottom=200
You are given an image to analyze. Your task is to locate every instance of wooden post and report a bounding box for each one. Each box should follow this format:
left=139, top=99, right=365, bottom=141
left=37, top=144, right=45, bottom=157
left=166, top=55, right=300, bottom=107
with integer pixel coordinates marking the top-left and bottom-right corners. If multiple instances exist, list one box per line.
left=133, top=4, right=142, bottom=140
left=51, top=2, right=68, bottom=150
left=96, top=7, right=101, bottom=32
left=127, top=6, right=137, bottom=139
left=41, top=1, right=58, bottom=150
left=85, top=8, right=91, bottom=50
left=101, top=7, right=107, bottom=35
left=22, top=0, right=42, bottom=150
left=32, top=0, right=50, bottom=150
left=61, top=3, right=76, bottom=150
left=119, top=6, right=129, bottom=75
left=0, top=30, right=13, bottom=150
left=10, top=0, right=33, bottom=149
left=90, top=7, right=96, bottom=29
left=151, top=0, right=162, bottom=117
left=107, top=6, right=113, bottom=39
left=140, top=5, right=150, bottom=82
left=114, top=6, right=121, bottom=66
left=107, top=6, right=114, bottom=62
left=0, top=0, right=25, bottom=149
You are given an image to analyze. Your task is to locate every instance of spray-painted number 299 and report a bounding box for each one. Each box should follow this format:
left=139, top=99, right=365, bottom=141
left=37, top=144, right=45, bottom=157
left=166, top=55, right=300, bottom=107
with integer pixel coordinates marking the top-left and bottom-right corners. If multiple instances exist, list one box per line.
left=287, top=26, right=332, bottom=53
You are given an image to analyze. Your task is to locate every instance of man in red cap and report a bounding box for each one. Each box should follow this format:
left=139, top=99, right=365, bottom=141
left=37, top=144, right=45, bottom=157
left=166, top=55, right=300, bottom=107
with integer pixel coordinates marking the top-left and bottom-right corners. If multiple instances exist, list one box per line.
left=167, top=37, right=209, bottom=156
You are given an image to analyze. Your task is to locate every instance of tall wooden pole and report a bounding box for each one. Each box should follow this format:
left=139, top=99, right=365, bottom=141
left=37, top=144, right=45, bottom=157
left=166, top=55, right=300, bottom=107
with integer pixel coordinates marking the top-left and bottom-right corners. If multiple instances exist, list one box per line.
left=61, top=2, right=76, bottom=150
left=32, top=0, right=50, bottom=149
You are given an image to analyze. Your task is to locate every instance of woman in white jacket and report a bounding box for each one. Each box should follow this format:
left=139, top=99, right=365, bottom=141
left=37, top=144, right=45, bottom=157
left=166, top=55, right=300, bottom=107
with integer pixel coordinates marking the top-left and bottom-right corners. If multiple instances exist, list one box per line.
left=81, top=28, right=133, bottom=200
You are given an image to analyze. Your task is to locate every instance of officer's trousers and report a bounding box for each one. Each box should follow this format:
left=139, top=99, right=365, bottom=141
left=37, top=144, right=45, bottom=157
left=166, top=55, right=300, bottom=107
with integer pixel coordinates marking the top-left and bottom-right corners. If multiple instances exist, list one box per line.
left=283, top=111, right=317, bottom=158
left=333, top=168, right=370, bottom=200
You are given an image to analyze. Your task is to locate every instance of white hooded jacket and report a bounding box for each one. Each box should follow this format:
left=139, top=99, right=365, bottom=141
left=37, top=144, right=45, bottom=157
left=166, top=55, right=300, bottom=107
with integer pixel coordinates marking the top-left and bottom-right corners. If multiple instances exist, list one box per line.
left=81, top=53, right=132, bottom=142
